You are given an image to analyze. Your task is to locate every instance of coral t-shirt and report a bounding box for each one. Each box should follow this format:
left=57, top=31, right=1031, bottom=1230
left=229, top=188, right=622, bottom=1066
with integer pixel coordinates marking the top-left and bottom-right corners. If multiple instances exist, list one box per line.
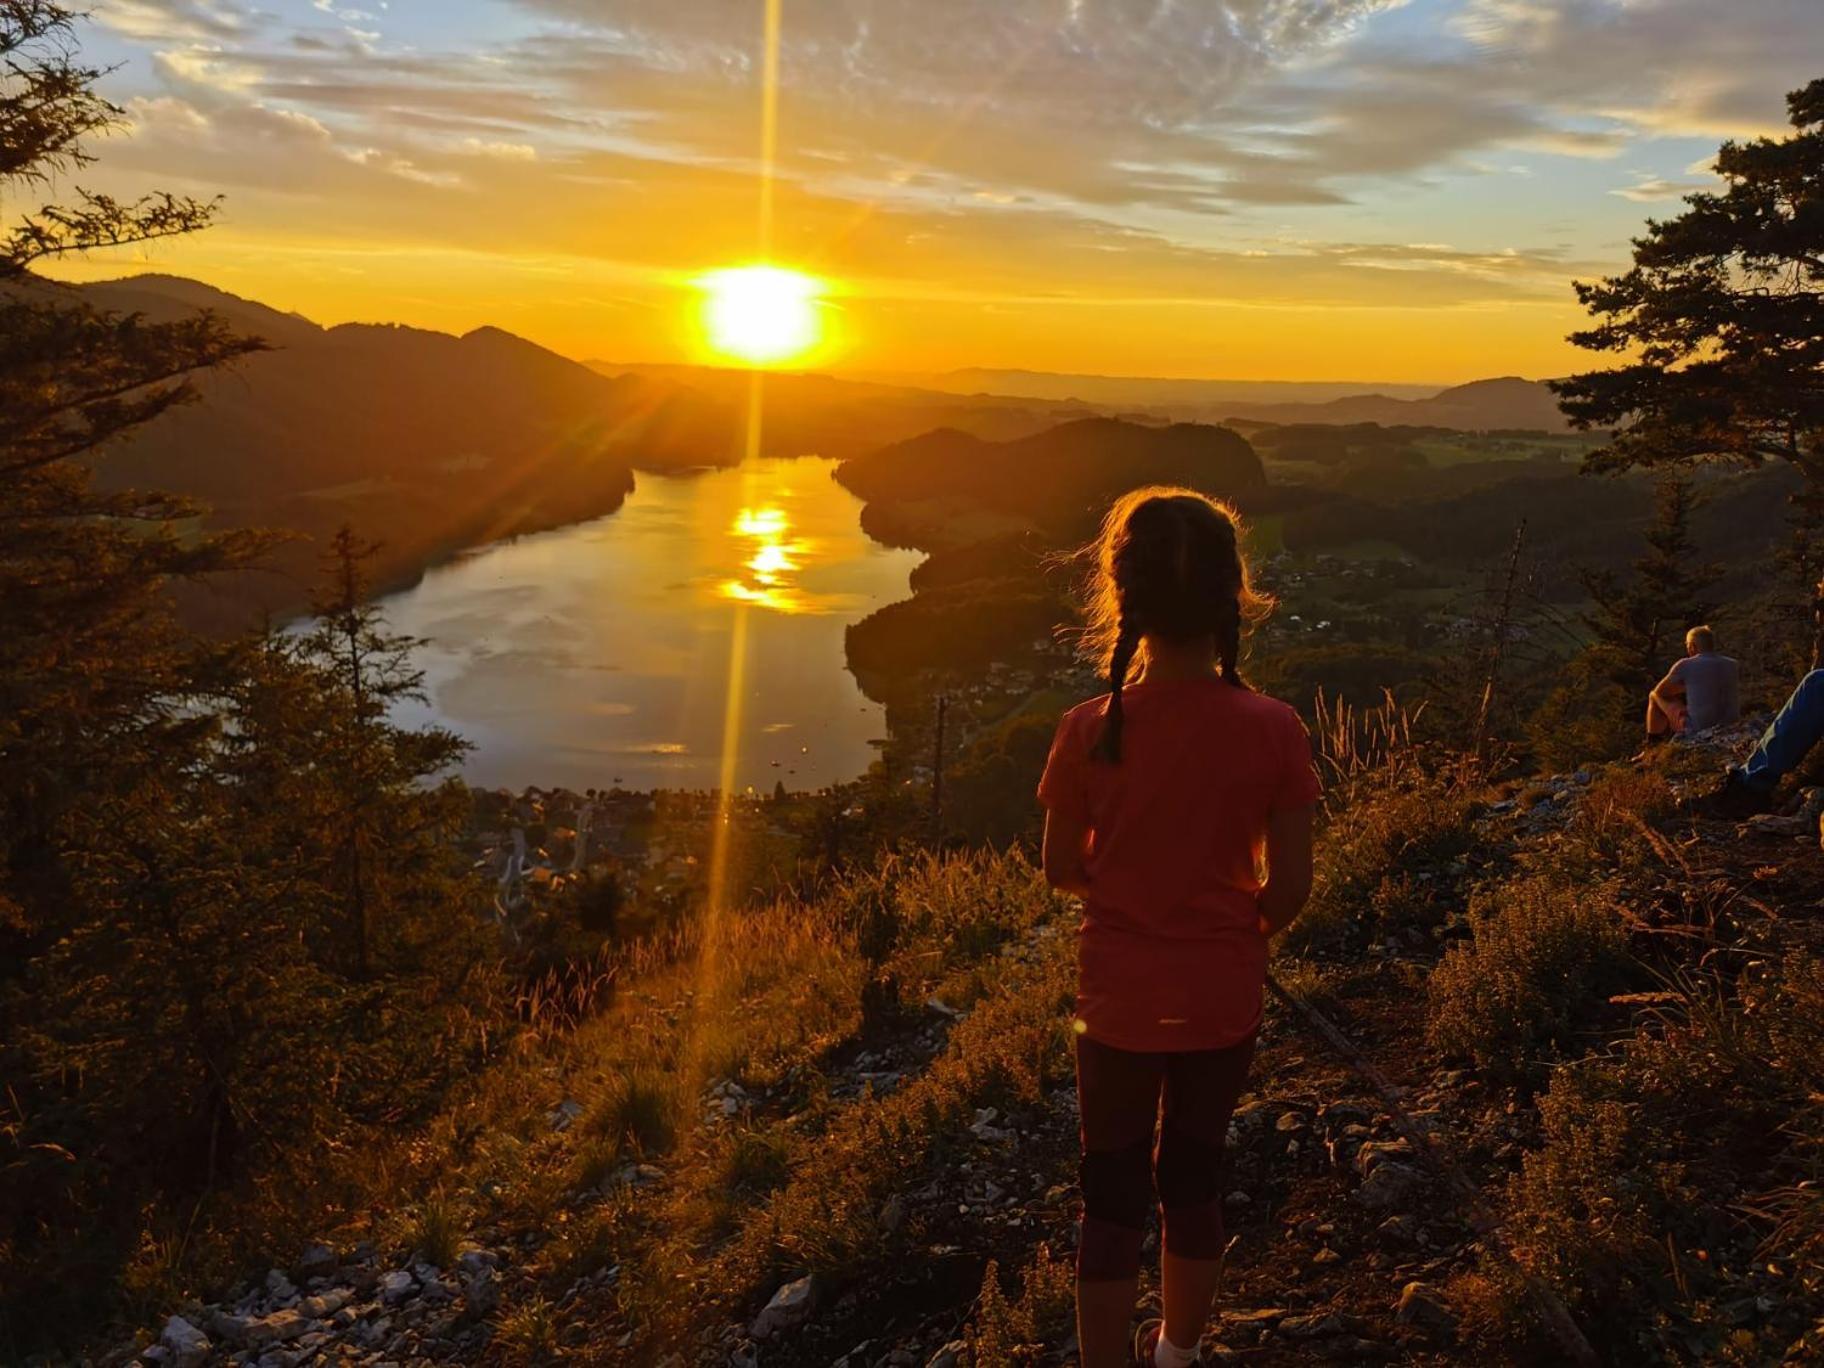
left=1037, top=678, right=1321, bottom=1053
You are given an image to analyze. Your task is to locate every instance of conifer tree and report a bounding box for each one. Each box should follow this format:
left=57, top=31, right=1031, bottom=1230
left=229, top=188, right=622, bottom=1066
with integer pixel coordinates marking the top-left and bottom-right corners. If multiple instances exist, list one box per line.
left=0, top=0, right=265, bottom=935
left=291, top=526, right=472, bottom=978
left=1554, top=77, right=1824, bottom=659
left=0, top=10, right=492, bottom=1345
left=1582, top=475, right=1721, bottom=692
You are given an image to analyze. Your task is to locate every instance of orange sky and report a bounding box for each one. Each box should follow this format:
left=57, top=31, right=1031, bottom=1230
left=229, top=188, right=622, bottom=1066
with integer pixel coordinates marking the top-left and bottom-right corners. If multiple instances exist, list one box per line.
left=36, top=0, right=1824, bottom=383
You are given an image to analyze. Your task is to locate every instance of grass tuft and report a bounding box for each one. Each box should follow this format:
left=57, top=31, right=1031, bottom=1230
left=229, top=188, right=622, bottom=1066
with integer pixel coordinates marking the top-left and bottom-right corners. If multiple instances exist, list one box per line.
left=408, top=1191, right=461, bottom=1269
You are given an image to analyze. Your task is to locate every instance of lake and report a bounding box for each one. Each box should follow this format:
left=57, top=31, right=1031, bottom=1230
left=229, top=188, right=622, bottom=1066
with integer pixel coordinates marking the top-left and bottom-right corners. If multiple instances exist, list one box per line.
left=380, top=456, right=921, bottom=792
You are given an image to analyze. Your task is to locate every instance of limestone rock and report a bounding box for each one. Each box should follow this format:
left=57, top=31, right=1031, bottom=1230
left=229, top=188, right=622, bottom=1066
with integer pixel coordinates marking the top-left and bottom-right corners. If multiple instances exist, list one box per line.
left=462, top=1267, right=500, bottom=1318
left=878, top=1195, right=905, bottom=1234
left=245, top=1309, right=308, bottom=1348
left=457, top=1247, right=499, bottom=1277
left=1277, top=1312, right=1347, bottom=1339
left=1356, top=1137, right=1416, bottom=1177
left=295, top=1244, right=337, bottom=1279
left=159, top=1316, right=211, bottom=1368
left=1356, top=1160, right=1426, bottom=1210
left=1395, top=1280, right=1456, bottom=1332
left=751, top=1273, right=816, bottom=1339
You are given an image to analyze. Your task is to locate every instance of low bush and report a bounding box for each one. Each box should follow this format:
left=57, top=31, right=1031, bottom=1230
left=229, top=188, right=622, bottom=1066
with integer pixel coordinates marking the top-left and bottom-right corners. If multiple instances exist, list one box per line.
left=1284, top=773, right=1479, bottom=954
left=1493, top=959, right=1824, bottom=1361
left=970, top=1243, right=1076, bottom=1365
left=1426, top=874, right=1634, bottom=1081
left=1563, top=766, right=1680, bottom=874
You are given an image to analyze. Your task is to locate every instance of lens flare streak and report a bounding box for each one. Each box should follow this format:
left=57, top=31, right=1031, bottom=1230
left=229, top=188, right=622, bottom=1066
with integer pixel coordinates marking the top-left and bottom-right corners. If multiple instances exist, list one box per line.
left=691, top=0, right=784, bottom=1075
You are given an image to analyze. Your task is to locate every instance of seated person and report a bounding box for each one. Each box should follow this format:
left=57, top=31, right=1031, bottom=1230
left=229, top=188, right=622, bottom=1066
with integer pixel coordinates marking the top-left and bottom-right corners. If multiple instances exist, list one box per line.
left=1647, top=625, right=1740, bottom=738
left=1709, top=666, right=1824, bottom=816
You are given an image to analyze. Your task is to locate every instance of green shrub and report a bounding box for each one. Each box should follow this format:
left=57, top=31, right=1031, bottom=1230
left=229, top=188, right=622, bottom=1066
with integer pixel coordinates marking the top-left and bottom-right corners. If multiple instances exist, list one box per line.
left=1527, top=652, right=1639, bottom=771
left=1426, top=874, right=1633, bottom=1080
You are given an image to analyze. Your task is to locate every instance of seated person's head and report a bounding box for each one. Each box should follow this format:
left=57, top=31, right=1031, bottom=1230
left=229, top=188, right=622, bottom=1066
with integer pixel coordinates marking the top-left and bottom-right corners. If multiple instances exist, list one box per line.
left=1686, top=624, right=1716, bottom=656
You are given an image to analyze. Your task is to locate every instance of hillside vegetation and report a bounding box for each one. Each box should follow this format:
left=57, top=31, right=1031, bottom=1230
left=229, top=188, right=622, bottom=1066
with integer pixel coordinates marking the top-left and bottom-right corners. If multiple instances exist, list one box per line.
left=90, top=726, right=1824, bottom=1367
left=835, top=417, right=1265, bottom=527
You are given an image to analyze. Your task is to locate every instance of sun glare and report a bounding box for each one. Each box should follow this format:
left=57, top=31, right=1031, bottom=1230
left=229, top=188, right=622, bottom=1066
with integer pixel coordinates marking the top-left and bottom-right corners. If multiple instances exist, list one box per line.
left=697, top=265, right=824, bottom=366
left=721, top=503, right=813, bottom=613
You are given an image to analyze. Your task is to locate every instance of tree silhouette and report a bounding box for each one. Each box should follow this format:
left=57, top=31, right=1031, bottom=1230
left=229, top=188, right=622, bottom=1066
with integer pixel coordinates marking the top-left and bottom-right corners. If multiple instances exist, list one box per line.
left=0, top=1, right=266, bottom=931
left=1582, top=475, right=1720, bottom=692
left=0, top=10, right=491, bottom=1348
left=296, top=526, right=470, bottom=977
left=1553, top=77, right=1824, bottom=657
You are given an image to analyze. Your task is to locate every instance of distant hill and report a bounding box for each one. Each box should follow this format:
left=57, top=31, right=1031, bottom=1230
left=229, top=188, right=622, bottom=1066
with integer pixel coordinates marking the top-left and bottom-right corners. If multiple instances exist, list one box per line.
left=873, top=367, right=1571, bottom=433
left=886, top=367, right=1442, bottom=409
left=1219, top=377, right=1572, bottom=432
left=73, top=272, right=323, bottom=347
left=582, top=360, right=1095, bottom=455
left=835, top=416, right=1266, bottom=531
left=41, top=275, right=678, bottom=623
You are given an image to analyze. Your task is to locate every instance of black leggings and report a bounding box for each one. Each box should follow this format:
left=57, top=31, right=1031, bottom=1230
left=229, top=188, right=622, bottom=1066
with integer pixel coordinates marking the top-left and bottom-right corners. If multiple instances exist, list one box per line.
left=1074, top=1030, right=1256, bottom=1281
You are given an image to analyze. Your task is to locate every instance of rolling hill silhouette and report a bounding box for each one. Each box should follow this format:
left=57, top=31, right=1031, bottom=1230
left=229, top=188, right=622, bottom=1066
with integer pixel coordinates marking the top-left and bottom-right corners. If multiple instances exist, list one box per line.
left=1221, top=376, right=1571, bottom=430
left=891, top=367, right=1570, bottom=432
left=836, top=415, right=1267, bottom=528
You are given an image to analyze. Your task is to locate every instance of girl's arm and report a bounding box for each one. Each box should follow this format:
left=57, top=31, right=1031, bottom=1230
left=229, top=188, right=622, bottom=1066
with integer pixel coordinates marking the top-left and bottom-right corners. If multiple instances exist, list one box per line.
left=1041, top=807, right=1093, bottom=899
left=1257, top=802, right=1315, bottom=936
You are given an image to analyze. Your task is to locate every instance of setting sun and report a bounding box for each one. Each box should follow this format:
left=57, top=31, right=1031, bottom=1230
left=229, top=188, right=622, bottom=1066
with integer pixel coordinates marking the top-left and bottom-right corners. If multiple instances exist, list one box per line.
left=696, top=265, right=824, bottom=366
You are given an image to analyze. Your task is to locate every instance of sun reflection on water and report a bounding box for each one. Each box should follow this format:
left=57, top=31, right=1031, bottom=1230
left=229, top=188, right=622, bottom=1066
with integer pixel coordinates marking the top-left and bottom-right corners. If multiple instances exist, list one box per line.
left=721, top=503, right=813, bottom=613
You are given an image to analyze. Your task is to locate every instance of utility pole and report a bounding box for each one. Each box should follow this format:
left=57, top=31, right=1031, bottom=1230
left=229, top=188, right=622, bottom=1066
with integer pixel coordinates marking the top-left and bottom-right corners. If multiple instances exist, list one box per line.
left=1472, top=519, right=1528, bottom=768
left=931, top=693, right=947, bottom=845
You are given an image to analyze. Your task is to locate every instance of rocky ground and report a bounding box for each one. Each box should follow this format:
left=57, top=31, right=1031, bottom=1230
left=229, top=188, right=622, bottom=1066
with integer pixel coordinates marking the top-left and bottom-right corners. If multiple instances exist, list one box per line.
left=142, top=1244, right=500, bottom=1368
left=128, top=724, right=1821, bottom=1367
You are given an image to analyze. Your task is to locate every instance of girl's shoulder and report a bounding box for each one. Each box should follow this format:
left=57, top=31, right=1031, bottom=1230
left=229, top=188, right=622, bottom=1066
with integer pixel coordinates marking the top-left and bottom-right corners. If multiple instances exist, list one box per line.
left=1231, top=687, right=1305, bottom=725
left=1057, top=692, right=1113, bottom=732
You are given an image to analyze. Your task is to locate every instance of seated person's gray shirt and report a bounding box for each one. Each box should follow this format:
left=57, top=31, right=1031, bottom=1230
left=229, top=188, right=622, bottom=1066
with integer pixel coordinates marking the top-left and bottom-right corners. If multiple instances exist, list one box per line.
left=1667, top=651, right=1741, bottom=731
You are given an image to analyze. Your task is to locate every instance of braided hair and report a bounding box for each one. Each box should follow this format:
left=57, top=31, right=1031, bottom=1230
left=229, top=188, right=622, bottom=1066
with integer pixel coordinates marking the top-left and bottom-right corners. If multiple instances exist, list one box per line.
left=1078, top=488, right=1268, bottom=763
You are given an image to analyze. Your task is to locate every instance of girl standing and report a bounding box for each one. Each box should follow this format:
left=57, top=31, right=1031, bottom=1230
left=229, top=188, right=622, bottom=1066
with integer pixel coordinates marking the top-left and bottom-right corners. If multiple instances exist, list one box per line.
left=1038, top=488, right=1318, bottom=1368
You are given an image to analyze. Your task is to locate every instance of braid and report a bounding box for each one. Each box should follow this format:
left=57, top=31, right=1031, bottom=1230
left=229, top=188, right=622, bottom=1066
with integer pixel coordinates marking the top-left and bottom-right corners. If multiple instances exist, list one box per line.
left=1216, top=596, right=1245, bottom=688
left=1092, top=618, right=1140, bottom=763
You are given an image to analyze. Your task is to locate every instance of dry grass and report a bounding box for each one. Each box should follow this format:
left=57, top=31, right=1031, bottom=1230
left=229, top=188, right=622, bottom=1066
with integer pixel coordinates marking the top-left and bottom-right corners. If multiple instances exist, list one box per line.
left=970, top=1243, right=1076, bottom=1364
left=408, top=1190, right=462, bottom=1270
left=1311, top=686, right=1428, bottom=792
left=357, top=847, right=1075, bottom=1357
left=492, top=1293, right=558, bottom=1364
